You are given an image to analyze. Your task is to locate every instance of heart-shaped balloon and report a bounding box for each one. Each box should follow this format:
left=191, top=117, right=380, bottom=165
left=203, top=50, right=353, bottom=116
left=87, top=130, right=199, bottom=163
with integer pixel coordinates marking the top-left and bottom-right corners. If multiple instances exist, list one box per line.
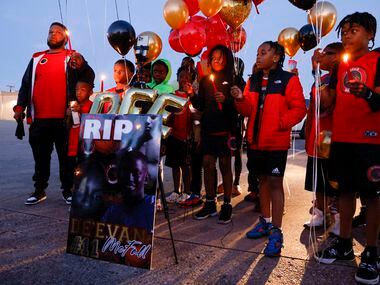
left=219, top=0, right=252, bottom=29
left=107, top=20, right=136, bottom=56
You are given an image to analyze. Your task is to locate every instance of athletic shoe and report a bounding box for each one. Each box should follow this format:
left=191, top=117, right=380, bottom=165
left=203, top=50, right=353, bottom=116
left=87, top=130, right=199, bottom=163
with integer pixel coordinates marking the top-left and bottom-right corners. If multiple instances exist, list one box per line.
left=194, top=201, right=217, bottom=220
left=218, top=203, right=232, bottom=224
left=314, top=238, right=355, bottom=264
left=244, top=192, right=259, bottom=203
left=156, top=198, right=163, bottom=211
left=328, top=213, right=340, bottom=237
left=264, top=226, right=283, bottom=257
left=62, top=190, right=72, bottom=205
left=304, top=207, right=324, bottom=228
left=246, top=216, right=271, bottom=239
left=352, top=207, right=366, bottom=227
left=25, top=190, right=47, bottom=205
left=166, top=192, right=180, bottom=203
left=178, top=193, right=203, bottom=207
left=232, top=185, right=242, bottom=196
left=355, top=249, right=379, bottom=285
left=176, top=193, right=190, bottom=203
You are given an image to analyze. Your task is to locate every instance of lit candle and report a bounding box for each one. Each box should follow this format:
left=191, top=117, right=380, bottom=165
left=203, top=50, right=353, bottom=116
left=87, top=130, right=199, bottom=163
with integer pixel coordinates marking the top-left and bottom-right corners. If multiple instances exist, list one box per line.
left=210, top=74, right=222, bottom=111
left=100, top=74, right=106, bottom=92
left=65, top=30, right=73, bottom=53
left=343, top=53, right=354, bottom=81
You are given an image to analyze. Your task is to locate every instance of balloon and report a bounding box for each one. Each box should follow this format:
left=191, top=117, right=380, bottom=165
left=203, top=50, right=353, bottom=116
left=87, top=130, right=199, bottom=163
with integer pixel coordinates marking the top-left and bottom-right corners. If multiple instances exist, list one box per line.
left=163, top=0, right=189, bottom=29
left=134, top=31, right=162, bottom=65
left=90, top=93, right=121, bottom=114
left=190, top=15, right=207, bottom=24
left=119, top=88, right=158, bottom=114
left=168, top=29, right=185, bottom=53
left=199, top=0, right=224, bottom=17
left=107, top=20, right=136, bottom=56
left=298, top=24, right=318, bottom=51
left=179, top=21, right=207, bottom=56
left=184, top=0, right=200, bottom=16
left=252, top=0, right=265, bottom=14
left=307, top=1, right=337, bottom=37
left=278, top=27, right=300, bottom=57
left=288, top=0, right=316, bottom=11
left=219, top=0, right=252, bottom=29
left=205, top=14, right=230, bottom=50
left=228, top=26, right=247, bottom=52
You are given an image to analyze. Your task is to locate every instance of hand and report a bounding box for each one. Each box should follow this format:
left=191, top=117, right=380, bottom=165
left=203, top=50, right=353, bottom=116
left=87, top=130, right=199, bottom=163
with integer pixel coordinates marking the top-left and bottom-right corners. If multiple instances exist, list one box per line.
left=69, top=52, right=84, bottom=69
left=214, top=91, right=225, bottom=103
left=348, top=81, right=369, bottom=98
left=70, top=101, right=80, bottom=112
left=183, top=82, right=194, bottom=96
left=230, top=85, right=243, bottom=99
left=312, top=48, right=322, bottom=70
left=290, top=68, right=299, bottom=76
left=13, top=111, right=23, bottom=121
left=192, top=81, right=199, bottom=94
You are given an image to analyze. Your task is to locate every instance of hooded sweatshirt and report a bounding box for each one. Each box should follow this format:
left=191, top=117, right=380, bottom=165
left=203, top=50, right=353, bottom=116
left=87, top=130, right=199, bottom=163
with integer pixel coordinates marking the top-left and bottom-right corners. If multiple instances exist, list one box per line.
left=147, top=59, right=175, bottom=94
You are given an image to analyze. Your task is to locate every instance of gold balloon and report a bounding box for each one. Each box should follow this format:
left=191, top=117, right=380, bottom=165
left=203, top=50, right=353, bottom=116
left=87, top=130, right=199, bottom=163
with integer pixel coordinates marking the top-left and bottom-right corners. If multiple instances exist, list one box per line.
left=90, top=92, right=121, bottom=114
left=134, top=31, right=162, bottom=65
left=163, top=0, right=189, bottom=29
left=199, top=0, right=224, bottom=18
left=219, top=0, right=252, bottom=29
left=307, top=1, right=337, bottom=37
left=278, top=27, right=300, bottom=58
left=147, top=93, right=188, bottom=139
left=119, top=88, right=158, bottom=114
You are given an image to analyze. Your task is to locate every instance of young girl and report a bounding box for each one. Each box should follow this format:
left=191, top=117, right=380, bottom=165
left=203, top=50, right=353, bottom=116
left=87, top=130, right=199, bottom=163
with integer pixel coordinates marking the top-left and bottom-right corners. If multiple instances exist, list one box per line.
left=303, top=43, right=344, bottom=236
left=191, top=45, right=244, bottom=224
left=314, top=12, right=380, bottom=285
left=231, top=41, right=306, bottom=256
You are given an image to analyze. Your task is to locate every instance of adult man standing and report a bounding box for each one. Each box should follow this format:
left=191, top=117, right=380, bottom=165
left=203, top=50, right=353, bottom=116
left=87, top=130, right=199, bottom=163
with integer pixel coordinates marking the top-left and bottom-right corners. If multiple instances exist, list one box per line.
left=13, top=22, right=95, bottom=205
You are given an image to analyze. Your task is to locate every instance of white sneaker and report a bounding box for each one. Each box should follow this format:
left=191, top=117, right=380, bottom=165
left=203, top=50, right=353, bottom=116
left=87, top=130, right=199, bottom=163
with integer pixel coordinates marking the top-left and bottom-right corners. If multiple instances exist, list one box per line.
left=176, top=193, right=190, bottom=203
left=156, top=198, right=163, bottom=211
left=304, top=207, right=324, bottom=227
left=166, top=192, right=180, bottom=203
left=329, top=213, right=340, bottom=236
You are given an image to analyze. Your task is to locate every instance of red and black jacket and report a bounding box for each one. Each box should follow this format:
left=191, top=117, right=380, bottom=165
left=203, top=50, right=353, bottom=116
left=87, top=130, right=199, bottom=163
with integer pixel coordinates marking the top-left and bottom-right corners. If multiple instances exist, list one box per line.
left=235, top=67, right=306, bottom=150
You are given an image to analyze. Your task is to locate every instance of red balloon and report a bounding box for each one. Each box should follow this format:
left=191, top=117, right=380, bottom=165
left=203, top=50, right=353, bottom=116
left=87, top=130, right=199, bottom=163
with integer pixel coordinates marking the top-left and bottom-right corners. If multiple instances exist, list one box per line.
left=168, top=29, right=185, bottom=53
left=184, top=0, right=200, bottom=16
left=228, top=26, right=247, bottom=52
left=206, top=14, right=230, bottom=50
left=201, top=49, right=210, bottom=61
left=190, top=15, right=207, bottom=24
left=179, top=22, right=206, bottom=56
left=252, top=0, right=264, bottom=13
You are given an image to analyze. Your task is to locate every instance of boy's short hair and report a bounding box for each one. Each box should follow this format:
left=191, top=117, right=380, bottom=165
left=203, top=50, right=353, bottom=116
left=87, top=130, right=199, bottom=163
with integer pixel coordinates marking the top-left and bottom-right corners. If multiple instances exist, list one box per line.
left=77, top=80, right=94, bottom=91
left=176, top=66, right=196, bottom=81
left=114, top=59, right=135, bottom=74
left=50, top=22, right=67, bottom=32
left=336, top=12, right=377, bottom=48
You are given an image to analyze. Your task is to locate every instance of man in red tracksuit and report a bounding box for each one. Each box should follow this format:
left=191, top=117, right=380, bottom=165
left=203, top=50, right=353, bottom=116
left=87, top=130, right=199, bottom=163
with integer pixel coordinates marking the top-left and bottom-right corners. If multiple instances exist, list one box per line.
left=13, top=22, right=95, bottom=205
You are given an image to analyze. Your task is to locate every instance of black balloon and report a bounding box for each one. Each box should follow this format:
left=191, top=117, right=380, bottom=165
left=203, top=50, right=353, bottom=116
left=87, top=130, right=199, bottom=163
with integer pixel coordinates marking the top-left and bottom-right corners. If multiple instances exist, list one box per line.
left=288, top=0, right=316, bottom=11
left=107, top=20, right=136, bottom=56
left=298, top=24, right=317, bottom=51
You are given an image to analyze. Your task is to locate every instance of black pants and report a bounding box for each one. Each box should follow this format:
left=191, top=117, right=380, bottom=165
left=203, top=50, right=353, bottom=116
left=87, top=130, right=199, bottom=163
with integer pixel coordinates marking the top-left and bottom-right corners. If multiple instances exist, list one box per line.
left=246, top=149, right=259, bottom=193
left=190, top=142, right=203, bottom=195
left=29, top=119, right=72, bottom=192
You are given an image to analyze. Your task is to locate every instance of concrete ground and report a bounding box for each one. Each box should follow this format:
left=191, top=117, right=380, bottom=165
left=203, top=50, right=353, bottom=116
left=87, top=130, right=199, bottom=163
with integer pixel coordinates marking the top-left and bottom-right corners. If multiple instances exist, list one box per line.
left=0, top=120, right=370, bottom=285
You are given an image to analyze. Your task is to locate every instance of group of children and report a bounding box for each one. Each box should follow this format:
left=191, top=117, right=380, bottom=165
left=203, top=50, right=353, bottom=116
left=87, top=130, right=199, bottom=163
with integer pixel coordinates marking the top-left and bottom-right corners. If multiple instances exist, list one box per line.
left=63, top=11, right=379, bottom=285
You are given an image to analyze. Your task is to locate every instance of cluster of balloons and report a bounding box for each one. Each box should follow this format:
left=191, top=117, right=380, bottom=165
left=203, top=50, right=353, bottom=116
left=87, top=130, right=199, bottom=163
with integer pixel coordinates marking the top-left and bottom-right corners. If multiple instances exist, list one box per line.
left=107, top=20, right=162, bottom=65
left=278, top=1, right=337, bottom=57
left=164, top=0, right=260, bottom=56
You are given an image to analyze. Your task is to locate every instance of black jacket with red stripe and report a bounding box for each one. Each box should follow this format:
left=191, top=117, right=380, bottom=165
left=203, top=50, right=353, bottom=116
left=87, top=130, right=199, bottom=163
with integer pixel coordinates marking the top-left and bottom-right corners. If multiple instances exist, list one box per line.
left=235, top=67, right=306, bottom=150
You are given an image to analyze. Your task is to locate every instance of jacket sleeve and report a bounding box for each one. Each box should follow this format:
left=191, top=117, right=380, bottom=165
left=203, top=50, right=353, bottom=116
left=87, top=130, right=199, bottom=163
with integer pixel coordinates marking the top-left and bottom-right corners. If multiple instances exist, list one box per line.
left=190, top=80, right=205, bottom=112
left=280, top=75, right=307, bottom=130
left=67, top=59, right=95, bottom=101
left=16, top=58, right=33, bottom=110
left=234, top=79, right=254, bottom=117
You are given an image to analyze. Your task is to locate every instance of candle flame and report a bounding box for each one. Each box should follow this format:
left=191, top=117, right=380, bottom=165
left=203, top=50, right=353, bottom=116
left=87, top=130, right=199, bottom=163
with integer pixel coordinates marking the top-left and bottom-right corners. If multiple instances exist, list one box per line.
left=210, top=74, right=215, bottom=82
left=70, top=101, right=76, bottom=107
left=343, top=53, right=350, bottom=63
left=101, top=74, right=106, bottom=80
left=65, top=30, right=70, bottom=36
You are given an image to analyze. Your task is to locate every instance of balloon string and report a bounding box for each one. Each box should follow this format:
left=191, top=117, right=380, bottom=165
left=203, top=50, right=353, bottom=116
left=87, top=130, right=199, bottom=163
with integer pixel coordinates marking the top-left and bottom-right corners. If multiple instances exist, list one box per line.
left=122, top=56, right=131, bottom=87
left=127, top=0, right=132, bottom=24
left=57, top=0, right=64, bottom=24
left=103, top=0, right=107, bottom=56
left=114, top=0, right=120, bottom=20
left=85, top=0, right=99, bottom=76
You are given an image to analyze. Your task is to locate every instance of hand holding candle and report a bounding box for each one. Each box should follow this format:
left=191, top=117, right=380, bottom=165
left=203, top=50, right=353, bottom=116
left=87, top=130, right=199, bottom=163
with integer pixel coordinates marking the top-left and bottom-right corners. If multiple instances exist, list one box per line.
left=210, top=74, right=222, bottom=111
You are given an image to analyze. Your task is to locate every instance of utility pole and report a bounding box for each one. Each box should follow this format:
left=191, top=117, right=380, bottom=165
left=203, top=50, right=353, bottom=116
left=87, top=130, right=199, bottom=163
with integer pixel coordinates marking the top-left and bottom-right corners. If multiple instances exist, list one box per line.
left=6, top=85, right=15, bottom=92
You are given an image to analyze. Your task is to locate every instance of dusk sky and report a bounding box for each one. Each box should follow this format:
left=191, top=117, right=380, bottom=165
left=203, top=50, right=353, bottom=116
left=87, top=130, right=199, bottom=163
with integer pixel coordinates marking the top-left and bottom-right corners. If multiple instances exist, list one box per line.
left=1, top=0, right=379, bottom=94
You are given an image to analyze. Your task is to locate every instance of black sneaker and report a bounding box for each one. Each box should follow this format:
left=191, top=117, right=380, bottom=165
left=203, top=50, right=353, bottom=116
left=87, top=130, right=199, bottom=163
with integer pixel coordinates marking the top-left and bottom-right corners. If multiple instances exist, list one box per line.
left=314, top=238, right=355, bottom=264
left=355, top=249, right=379, bottom=285
left=194, top=201, right=217, bottom=220
left=25, top=190, right=47, bottom=205
left=62, top=190, right=72, bottom=205
left=352, top=207, right=366, bottom=227
left=218, top=203, right=232, bottom=224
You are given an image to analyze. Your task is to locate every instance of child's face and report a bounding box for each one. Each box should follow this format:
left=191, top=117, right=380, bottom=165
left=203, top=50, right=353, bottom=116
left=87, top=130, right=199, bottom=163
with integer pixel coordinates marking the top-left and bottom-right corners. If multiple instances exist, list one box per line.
left=142, top=68, right=151, bottom=83
left=210, top=49, right=227, bottom=72
left=76, top=82, right=92, bottom=103
left=318, top=47, right=339, bottom=71
left=256, top=43, right=279, bottom=71
left=113, top=63, right=133, bottom=85
left=152, top=63, right=168, bottom=84
left=341, top=23, right=373, bottom=55
left=178, top=70, right=192, bottom=89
